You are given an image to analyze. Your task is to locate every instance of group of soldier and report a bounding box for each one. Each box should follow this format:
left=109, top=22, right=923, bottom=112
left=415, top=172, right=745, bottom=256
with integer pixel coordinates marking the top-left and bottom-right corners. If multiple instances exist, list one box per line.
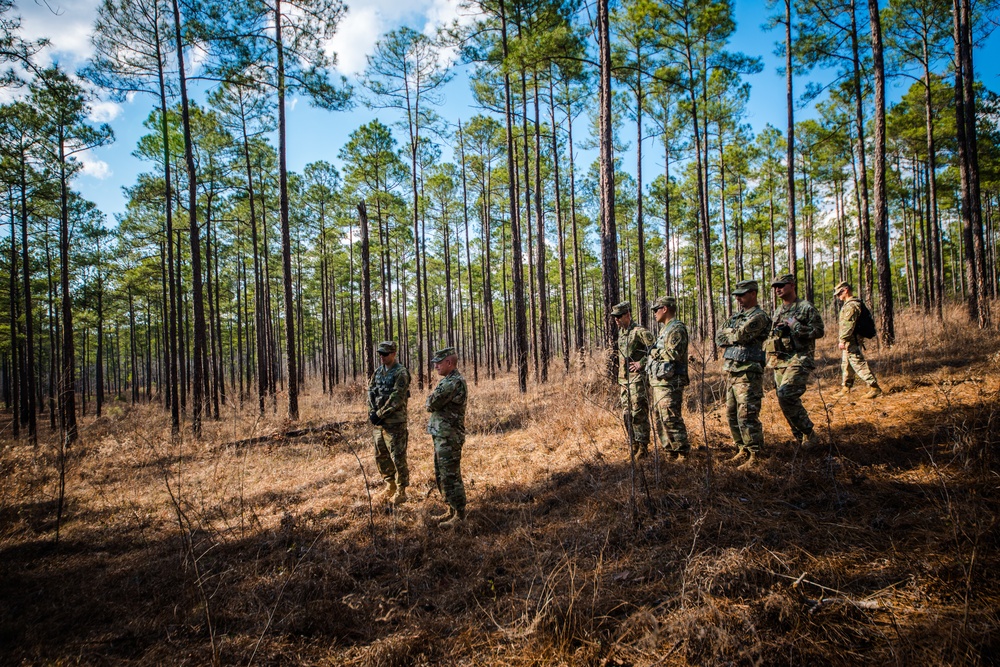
left=617, top=273, right=883, bottom=470
left=366, top=342, right=468, bottom=528
left=362, top=272, right=883, bottom=526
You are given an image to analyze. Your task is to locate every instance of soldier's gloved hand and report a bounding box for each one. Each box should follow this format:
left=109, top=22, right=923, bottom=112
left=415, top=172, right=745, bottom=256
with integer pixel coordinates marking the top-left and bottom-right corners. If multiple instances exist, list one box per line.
left=369, top=410, right=383, bottom=426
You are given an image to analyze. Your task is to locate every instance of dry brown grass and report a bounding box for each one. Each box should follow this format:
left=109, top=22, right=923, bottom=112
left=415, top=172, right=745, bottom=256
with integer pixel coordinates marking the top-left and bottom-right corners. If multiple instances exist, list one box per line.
left=1, top=305, right=999, bottom=665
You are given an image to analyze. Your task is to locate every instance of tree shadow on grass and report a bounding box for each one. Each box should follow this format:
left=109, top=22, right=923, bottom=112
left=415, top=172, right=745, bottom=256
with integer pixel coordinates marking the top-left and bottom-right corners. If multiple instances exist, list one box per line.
left=0, top=398, right=997, bottom=665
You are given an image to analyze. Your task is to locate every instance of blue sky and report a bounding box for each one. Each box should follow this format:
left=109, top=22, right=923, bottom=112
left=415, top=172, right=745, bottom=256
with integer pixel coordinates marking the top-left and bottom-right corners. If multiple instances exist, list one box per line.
left=9, top=0, right=1000, bottom=223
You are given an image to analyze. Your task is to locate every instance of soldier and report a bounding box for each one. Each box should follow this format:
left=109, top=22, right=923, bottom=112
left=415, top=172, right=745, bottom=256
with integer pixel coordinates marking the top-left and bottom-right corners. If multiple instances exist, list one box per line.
left=611, top=301, right=655, bottom=458
left=766, top=274, right=825, bottom=447
left=716, top=280, right=771, bottom=469
left=426, top=347, right=468, bottom=528
left=645, top=296, right=689, bottom=460
left=367, top=341, right=411, bottom=505
left=835, top=281, right=883, bottom=398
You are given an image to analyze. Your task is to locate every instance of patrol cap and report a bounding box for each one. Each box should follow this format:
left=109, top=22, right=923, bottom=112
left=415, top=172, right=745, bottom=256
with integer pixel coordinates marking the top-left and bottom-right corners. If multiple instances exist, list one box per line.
left=732, top=280, right=758, bottom=295
left=771, top=273, right=797, bottom=287
left=834, top=281, right=852, bottom=296
left=431, top=346, right=457, bottom=363
left=377, top=341, right=397, bottom=355
left=651, top=296, right=676, bottom=310
left=610, top=301, right=631, bottom=317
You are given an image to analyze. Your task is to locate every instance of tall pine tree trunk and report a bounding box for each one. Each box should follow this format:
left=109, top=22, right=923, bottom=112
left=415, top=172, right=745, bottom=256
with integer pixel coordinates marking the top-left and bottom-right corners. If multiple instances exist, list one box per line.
left=598, top=0, right=620, bottom=379
left=868, top=0, right=894, bottom=345
left=172, top=0, right=207, bottom=433
left=275, top=0, right=298, bottom=419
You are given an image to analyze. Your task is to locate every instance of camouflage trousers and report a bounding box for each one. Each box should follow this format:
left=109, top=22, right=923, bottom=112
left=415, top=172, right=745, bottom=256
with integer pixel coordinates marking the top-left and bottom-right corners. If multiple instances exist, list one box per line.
left=619, top=382, right=650, bottom=454
left=725, top=371, right=764, bottom=453
left=374, top=422, right=409, bottom=488
left=842, top=343, right=878, bottom=388
left=774, top=362, right=814, bottom=440
left=433, top=433, right=466, bottom=515
left=650, top=383, right=689, bottom=453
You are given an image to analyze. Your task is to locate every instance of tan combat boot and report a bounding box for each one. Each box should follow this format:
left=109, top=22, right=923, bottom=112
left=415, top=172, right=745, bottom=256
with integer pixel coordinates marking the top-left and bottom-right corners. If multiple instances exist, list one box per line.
left=431, top=506, right=455, bottom=521
left=439, top=508, right=465, bottom=528
left=737, top=451, right=758, bottom=470
left=865, top=385, right=883, bottom=399
left=726, top=448, right=747, bottom=465
left=839, top=385, right=852, bottom=396
left=377, top=480, right=397, bottom=501
left=800, top=432, right=816, bottom=450
left=391, top=486, right=407, bottom=505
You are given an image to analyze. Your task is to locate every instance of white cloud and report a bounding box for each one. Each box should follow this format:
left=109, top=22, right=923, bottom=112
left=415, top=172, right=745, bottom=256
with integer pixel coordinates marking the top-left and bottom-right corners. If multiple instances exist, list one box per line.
left=88, top=100, right=123, bottom=123
left=327, top=0, right=480, bottom=76
left=80, top=157, right=112, bottom=180
left=327, top=5, right=384, bottom=76
left=16, top=0, right=103, bottom=69
left=423, top=0, right=476, bottom=36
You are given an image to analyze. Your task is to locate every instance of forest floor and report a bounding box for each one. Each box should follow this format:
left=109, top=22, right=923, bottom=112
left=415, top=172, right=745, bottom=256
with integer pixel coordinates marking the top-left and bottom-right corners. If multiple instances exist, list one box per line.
left=1, top=307, right=999, bottom=666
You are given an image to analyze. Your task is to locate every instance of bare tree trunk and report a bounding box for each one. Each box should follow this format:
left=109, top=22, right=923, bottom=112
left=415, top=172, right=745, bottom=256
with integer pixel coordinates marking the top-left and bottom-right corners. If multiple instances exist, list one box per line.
left=598, top=0, right=620, bottom=379
left=921, top=53, right=944, bottom=320
left=18, top=163, right=36, bottom=441
left=567, top=90, right=585, bottom=361
left=635, top=47, right=648, bottom=328
left=533, top=73, right=549, bottom=382
left=959, top=0, right=990, bottom=328
left=868, top=0, right=894, bottom=345
left=500, top=0, right=529, bottom=391
left=171, top=0, right=207, bottom=433
left=549, top=73, right=570, bottom=374
left=719, top=132, right=732, bottom=318
left=786, top=0, right=797, bottom=279
left=850, top=0, right=874, bottom=302
left=275, top=0, right=298, bottom=419
left=458, top=121, right=479, bottom=384
left=58, top=139, right=78, bottom=444
left=358, top=201, right=374, bottom=378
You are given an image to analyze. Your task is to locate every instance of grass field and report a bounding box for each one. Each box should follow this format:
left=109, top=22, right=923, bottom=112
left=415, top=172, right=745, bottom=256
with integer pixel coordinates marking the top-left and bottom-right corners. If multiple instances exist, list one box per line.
left=1, top=306, right=998, bottom=665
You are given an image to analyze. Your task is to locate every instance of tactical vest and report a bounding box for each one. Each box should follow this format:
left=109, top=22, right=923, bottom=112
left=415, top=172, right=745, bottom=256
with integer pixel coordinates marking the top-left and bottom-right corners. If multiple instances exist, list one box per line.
left=371, top=363, right=409, bottom=415
left=722, top=344, right=766, bottom=364
left=720, top=307, right=769, bottom=371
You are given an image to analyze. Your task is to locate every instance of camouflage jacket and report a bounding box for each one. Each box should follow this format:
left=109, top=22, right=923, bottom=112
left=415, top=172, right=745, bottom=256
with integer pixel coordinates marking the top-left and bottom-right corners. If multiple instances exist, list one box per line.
left=838, top=297, right=864, bottom=344
left=617, top=321, right=654, bottom=385
left=426, top=370, right=467, bottom=437
left=647, top=318, right=689, bottom=387
left=768, top=298, right=825, bottom=366
left=367, top=362, right=410, bottom=425
left=715, top=306, right=770, bottom=374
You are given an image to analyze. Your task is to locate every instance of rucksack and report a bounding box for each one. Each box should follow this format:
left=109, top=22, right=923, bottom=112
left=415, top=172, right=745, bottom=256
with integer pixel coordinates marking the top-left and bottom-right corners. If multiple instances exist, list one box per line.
left=854, top=302, right=877, bottom=339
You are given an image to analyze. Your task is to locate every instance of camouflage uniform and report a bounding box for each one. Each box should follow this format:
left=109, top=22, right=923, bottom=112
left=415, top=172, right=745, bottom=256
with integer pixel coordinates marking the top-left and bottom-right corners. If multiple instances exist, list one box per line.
left=716, top=299, right=770, bottom=454
left=646, top=310, right=689, bottom=455
left=767, top=295, right=825, bottom=441
left=617, top=315, right=655, bottom=456
left=839, top=296, right=879, bottom=390
left=427, top=361, right=468, bottom=518
left=367, top=358, right=411, bottom=489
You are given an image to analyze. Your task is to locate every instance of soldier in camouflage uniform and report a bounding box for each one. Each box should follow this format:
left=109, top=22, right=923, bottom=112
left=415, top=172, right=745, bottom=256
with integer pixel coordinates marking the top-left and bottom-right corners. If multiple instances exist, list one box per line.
left=612, top=302, right=655, bottom=458
left=367, top=341, right=411, bottom=505
left=766, top=274, right=825, bottom=447
left=716, top=280, right=771, bottom=469
left=835, top=281, right=883, bottom=399
left=427, top=347, right=468, bottom=528
left=645, top=296, right=689, bottom=459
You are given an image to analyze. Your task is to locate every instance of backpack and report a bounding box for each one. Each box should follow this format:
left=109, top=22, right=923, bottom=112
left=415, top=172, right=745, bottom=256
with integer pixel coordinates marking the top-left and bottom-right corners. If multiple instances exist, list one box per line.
left=854, top=302, right=877, bottom=339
